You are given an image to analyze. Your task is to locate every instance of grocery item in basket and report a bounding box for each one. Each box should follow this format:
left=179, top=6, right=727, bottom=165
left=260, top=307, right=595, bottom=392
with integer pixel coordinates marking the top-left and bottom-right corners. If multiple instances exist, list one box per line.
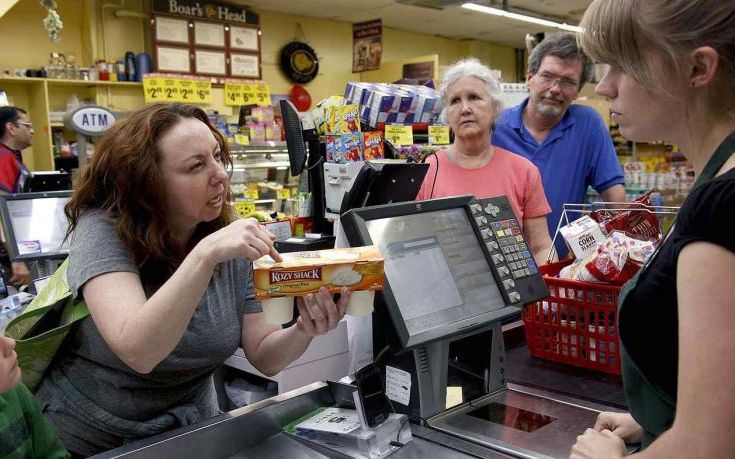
left=590, top=191, right=661, bottom=239
left=559, top=231, right=657, bottom=285
left=253, top=246, right=384, bottom=323
left=559, top=215, right=607, bottom=260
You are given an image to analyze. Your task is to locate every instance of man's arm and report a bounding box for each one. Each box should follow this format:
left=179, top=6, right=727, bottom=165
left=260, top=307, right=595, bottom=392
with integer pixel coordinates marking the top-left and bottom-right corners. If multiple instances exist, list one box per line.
left=600, top=184, right=626, bottom=204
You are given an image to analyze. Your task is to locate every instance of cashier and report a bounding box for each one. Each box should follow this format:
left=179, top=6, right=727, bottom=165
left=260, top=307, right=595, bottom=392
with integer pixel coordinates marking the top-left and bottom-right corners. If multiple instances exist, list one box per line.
left=416, top=58, right=553, bottom=264
left=35, top=103, right=351, bottom=457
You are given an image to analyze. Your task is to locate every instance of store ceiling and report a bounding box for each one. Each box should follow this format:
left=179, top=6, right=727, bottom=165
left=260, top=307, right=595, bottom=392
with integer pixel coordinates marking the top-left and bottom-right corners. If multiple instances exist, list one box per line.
left=239, top=0, right=593, bottom=48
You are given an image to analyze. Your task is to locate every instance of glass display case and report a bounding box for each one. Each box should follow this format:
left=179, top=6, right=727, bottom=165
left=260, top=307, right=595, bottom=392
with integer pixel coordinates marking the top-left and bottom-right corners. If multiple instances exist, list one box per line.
left=229, top=142, right=302, bottom=217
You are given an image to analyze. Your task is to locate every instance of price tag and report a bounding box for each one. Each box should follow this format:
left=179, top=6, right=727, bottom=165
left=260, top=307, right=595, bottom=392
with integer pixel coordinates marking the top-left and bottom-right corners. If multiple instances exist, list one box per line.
left=233, top=201, right=256, bottom=218
left=178, top=79, right=196, bottom=102
left=162, top=78, right=180, bottom=102
left=428, top=125, right=450, bottom=145
left=244, top=189, right=259, bottom=199
left=384, top=125, right=413, bottom=146
left=143, top=76, right=165, bottom=102
left=224, top=83, right=244, bottom=106
left=234, top=134, right=250, bottom=145
left=276, top=188, right=290, bottom=199
left=193, top=80, right=212, bottom=104
left=241, top=83, right=256, bottom=105
left=255, top=83, right=271, bottom=106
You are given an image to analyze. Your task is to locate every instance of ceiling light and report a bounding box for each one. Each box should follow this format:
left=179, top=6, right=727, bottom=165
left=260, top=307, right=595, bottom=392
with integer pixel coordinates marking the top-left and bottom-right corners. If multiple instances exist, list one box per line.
left=462, top=3, right=583, bottom=33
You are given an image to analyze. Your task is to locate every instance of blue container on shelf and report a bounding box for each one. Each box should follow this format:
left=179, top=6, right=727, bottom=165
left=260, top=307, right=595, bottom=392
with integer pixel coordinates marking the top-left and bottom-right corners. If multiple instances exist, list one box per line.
left=136, top=52, right=152, bottom=81
left=125, top=52, right=136, bottom=82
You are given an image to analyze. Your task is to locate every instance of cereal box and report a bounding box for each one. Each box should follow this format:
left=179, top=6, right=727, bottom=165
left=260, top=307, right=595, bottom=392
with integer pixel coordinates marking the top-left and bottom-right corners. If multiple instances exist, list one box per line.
left=253, top=246, right=384, bottom=299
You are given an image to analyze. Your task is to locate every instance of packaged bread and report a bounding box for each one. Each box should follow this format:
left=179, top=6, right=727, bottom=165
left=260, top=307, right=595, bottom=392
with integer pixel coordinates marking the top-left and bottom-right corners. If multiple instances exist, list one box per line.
left=253, top=246, right=384, bottom=323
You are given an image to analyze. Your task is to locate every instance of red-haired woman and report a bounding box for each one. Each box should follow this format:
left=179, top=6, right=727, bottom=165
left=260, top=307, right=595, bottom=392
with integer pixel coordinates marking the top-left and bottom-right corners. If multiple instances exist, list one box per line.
left=35, top=103, right=350, bottom=456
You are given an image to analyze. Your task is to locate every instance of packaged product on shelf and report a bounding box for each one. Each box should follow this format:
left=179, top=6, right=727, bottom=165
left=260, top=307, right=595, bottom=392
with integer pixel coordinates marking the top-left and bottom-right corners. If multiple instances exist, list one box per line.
left=334, top=132, right=362, bottom=162
left=311, top=95, right=345, bottom=135
left=329, top=104, right=361, bottom=134
left=362, top=132, right=384, bottom=160
left=248, top=123, right=266, bottom=143
left=264, top=121, right=280, bottom=142
left=253, top=106, right=275, bottom=123
left=325, top=135, right=338, bottom=162
left=253, top=246, right=385, bottom=323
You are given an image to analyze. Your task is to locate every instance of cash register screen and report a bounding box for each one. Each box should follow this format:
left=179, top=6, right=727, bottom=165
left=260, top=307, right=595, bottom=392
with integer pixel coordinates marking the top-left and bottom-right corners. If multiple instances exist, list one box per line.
left=364, top=207, right=505, bottom=338
left=0, top=191, right=71, bottom=261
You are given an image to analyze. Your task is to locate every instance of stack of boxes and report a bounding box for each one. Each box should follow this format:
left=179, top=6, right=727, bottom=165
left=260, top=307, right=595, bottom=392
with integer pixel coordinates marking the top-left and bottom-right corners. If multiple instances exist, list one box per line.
left=242, top=106, right=283, bottom=143
left=324, top=104, right=385, bottom=164
left=343, top=82, right=441, bottom=128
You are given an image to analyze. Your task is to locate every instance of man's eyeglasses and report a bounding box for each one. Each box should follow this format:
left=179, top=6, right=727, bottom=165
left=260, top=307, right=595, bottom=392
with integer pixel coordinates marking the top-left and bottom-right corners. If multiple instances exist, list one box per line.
left=15, top=121, right=33, bottom=129
left=535, top=72, right=580, bottom=92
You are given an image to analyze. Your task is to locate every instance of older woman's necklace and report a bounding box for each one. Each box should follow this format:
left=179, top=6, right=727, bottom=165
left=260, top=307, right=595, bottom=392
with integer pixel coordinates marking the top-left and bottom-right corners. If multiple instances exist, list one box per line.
left=446, top=145, right=495, bottom=169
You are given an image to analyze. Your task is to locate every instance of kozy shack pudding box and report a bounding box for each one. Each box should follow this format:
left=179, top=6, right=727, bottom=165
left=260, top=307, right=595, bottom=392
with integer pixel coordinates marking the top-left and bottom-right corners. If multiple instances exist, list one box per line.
left=253, top=246, right=384, bottom=323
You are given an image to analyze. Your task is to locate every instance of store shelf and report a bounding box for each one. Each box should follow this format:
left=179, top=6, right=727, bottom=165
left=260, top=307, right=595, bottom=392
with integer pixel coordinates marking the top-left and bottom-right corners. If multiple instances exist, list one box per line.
left=0, top=76, right=142, bottom=87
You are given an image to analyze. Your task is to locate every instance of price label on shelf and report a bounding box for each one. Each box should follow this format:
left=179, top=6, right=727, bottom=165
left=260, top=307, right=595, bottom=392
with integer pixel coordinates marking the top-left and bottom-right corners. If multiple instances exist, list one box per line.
left=234, top=134, right=250, bottom=145
left=224, top=83, right=244, bottom=106
left=193, top=80, right=212, bottom=104
left=143, top=76, right=165, bottom=102
left=428, top=125, right=450, bottom=145
left=161, top=78, right=180, bottom=102
left=244, top=189, right=259, bottom=199
left=241, top=83, right=256, bottom=105
left=233, top=201, right=256, bottom=218
left=276, top=188, right=290, bottom=199
left=255, top=83, right=271, bottom=106
left=178, top=79, right=195, bottom=102
left=384, top=125, right=413, bottom=146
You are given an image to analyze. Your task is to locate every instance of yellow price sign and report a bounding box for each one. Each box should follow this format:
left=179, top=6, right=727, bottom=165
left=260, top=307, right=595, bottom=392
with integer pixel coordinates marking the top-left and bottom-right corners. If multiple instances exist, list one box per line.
left=224, top=83, right=244, bottom=106
left=384, top=125, right=414, bottom=146
left=244, top=189, right=259, bottom=199
left=255, top=83, right=271, bottom=106
left=143, top=76, right=165, bottom=102
left=241, top=83, right=256, bottom=105
left=234, top=134, right=250, bottom=145
left=162, top=78, right=180, bottom=102
left=178, top=79, right=196, bottom=102
left=428, top=125, right=450, bottom=145
left=233, top=201, right=256, bottom=218
left=193, top=80, right=212, bottom=104
left=276, top=188, right=290, bottom=199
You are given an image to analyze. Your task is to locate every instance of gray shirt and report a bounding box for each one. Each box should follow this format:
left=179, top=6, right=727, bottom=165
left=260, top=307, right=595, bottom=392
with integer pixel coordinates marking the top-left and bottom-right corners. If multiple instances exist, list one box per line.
left=37, top=210, right=260, bottom=452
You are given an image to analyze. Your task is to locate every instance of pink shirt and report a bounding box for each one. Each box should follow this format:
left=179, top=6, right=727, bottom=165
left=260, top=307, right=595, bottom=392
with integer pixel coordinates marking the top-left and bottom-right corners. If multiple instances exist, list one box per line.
left=416, top=146, right=551, bottom=226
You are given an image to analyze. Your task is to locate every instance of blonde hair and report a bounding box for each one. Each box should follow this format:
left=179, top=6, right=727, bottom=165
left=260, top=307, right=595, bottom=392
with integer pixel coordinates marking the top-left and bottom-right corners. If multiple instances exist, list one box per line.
left=579, top=0, right=735, bottom=111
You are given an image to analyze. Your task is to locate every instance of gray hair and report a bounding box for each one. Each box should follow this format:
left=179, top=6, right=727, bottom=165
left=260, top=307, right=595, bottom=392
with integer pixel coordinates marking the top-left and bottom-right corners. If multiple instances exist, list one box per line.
left=439, top=58, right=503, bottom=126
left=528, top=33, right=594, bottom=88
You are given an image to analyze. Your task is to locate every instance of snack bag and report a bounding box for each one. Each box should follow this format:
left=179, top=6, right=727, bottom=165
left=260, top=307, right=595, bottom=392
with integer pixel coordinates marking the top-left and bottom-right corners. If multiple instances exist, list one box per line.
left=590, top=191, right=661, bottom=239
left=331, top=104, right=361, bottom=134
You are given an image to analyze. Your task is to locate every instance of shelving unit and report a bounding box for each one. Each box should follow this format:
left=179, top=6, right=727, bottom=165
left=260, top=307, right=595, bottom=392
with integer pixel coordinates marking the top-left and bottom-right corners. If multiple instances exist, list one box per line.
left=0, top=77, right=144, bottom=171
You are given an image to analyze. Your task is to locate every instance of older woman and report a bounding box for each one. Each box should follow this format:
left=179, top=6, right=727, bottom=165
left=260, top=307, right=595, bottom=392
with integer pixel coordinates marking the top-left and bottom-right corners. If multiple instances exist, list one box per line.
left=571, top=0, right=735, bottom=457
left=36, top=103, right=350, bottom=456
left=416, top=58, right=553, bottom=264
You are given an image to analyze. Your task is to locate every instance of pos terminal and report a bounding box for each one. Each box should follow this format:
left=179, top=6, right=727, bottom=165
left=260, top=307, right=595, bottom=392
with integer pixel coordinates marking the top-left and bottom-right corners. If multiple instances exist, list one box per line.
left=341, top=195, right=606, bottom=459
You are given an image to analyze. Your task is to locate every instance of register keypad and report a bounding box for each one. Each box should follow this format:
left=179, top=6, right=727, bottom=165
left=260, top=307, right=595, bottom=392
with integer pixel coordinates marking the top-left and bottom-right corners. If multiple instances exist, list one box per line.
left=470, top=196, right=548, bottom=306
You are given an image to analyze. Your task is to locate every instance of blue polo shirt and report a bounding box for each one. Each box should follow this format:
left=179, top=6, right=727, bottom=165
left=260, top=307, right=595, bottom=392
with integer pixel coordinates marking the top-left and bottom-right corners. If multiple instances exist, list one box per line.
left=492, top=98, right=624, bottom=257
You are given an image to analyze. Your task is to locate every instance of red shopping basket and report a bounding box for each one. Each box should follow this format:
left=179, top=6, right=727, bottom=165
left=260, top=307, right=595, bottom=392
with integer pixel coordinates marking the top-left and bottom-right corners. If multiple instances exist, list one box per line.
left=522, top=259, right=622, bottom=375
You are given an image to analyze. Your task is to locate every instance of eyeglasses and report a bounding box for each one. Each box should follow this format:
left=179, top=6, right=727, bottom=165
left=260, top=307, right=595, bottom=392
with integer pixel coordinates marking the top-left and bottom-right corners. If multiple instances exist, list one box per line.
left=15, top=121, right=33, bottom=129
left=535, top=72, right=580, bottom=91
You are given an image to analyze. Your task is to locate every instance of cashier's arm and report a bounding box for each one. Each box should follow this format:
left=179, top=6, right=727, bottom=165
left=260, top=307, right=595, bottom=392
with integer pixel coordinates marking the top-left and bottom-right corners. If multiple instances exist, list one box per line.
left=635, top=242, right=735, bottom=457
left=523, top=216, right=554, bottom=265
left=241, top=287, right=351, bottom=377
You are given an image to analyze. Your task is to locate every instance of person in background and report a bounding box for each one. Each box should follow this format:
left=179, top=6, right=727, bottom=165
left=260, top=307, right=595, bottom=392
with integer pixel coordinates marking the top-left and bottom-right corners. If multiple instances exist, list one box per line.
left=416, top=58, right=553, bottom=265
left=0, top=107, right=33, bottom=287
left=571, top=0, right=735, bottom=457
left=0, top=334, right=69, bottom=458
left=35, top=103, right=351, bottom=456
left=493, top=33, right=626, bottom=258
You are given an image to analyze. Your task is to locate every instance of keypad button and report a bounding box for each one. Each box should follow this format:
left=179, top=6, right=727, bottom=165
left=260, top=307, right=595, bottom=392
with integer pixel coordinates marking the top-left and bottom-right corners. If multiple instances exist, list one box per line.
left=496, top=229, right=505, bottom=237
left=508, top=291, right=521, bottom=303
left=491, top=222, right=502, bottom=230
left=510, top=219, right=518, bottom=227
left=498, top=266, right=510, bottom=276
left=523, top=268, right=531, bottom=276
left=516, top=235, right=524, bottom=242
left=529, top=264, right=538, bottom=274
left=522, top=250, right=531, bottom=259
left=503, top=279, right=516, bottom=290
left=471, top=203, right=482, bottom=214
left=511, top=227, right=520, bottom=235
left=481, top=229, right=492, bottom=239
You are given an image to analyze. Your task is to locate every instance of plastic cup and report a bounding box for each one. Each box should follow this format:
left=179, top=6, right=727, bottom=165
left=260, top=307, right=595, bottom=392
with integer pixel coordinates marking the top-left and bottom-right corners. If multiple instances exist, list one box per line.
left=261, top=296, right=294, bottom=324
left=346, top=290, right=375, bottom=316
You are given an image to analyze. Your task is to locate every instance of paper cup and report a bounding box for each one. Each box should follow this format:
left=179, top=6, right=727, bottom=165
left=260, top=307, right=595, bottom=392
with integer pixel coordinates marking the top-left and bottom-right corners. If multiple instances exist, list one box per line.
left=346, top=290, right=375, bottom=316
left=261, top=296, right=294, bottom=324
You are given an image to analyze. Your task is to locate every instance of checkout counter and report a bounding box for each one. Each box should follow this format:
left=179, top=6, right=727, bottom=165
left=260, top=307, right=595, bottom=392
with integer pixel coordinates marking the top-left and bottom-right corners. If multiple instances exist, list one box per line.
left=96, top=195, right=628, bottom=459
